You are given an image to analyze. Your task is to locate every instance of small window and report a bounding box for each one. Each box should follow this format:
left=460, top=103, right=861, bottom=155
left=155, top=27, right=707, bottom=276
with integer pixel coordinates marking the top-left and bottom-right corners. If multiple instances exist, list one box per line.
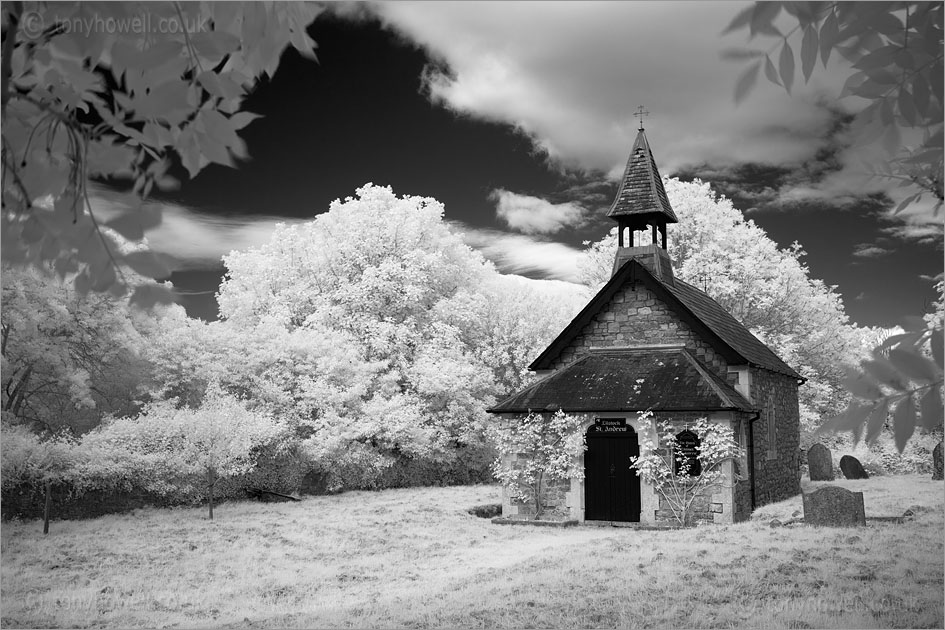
left=675, top=430, right=702, bottom=477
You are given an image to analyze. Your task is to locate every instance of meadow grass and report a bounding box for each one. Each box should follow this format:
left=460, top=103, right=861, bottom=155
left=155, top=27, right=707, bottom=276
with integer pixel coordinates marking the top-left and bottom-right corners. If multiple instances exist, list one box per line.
left=1, top=475, right=942, bottom=629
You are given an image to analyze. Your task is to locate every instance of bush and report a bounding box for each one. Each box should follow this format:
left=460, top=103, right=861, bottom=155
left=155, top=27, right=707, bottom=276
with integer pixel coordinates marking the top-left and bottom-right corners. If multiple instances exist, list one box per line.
left=830, top=431, right=941, bottom=476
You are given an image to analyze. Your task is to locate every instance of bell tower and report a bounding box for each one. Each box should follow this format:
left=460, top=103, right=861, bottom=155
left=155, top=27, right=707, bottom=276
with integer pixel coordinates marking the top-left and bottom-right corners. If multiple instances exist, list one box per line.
left=608, top=111, right=677, bottom=282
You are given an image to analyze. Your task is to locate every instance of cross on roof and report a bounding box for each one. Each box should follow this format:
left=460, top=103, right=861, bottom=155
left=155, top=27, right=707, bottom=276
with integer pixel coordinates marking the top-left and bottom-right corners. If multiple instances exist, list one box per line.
left=634, top=106, right=649, bottom=130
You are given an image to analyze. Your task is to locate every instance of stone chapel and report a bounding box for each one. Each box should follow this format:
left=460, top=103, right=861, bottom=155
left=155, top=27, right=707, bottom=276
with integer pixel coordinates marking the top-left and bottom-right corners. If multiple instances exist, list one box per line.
left=488, top=125, right=803, bottom=525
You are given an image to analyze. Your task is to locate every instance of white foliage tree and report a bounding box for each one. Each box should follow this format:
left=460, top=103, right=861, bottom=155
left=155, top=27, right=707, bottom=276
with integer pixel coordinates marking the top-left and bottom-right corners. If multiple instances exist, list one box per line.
left=1, top=264, right=149, bottom=434
left=86, top=381, right=287, bottom=519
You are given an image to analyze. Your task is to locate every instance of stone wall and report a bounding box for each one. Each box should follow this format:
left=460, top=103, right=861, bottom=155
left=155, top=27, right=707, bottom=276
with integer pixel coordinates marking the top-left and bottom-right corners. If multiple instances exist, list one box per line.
left=499, top=410, right=749, bottom=525
left=548, top=280, right=730, bottom=379
left=732, top=415, right=754, bottom=523
left=749, top=366, right=801, bottom=506
left=503, top=465, right=572, bottom=520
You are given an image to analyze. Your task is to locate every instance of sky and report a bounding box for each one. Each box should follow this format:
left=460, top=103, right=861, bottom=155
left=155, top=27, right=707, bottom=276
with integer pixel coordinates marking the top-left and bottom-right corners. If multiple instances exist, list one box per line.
left=96, top=1, right=943, bottom=327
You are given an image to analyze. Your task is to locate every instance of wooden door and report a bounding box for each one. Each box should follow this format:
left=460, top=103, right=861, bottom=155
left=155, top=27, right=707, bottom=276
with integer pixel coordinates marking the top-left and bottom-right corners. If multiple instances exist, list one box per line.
left=584, top=421, right=640, bottom=522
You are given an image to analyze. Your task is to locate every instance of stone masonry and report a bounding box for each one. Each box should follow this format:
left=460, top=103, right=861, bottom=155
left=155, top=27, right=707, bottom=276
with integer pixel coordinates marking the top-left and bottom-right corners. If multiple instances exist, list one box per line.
left=548, top=280, right=729, bottom=379
left=748, top=365, right=801, bottom=506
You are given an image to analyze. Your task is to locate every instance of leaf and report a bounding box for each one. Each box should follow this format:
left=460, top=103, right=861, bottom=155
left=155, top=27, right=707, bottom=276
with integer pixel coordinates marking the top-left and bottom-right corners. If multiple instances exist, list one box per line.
left=229, top=111, right=263, bottom=130
left=175, top=125, right=203, bottom=179
left=137, top=40, right=186, bottom=75
left=897, top=88, right=917, bottom=126
left=779, top=40, right=795, bottom=94
left=722, top=4, right=755, bottom=34
left=931, top=329, right=943, bottom=369
left=892, top=395, right=915, bottom=453
left=750, top=2, right=782, bottom=38
left=819, top=9, right=839, bottom=66
left=861, top=356, right=907, bottom=391
left=919, top=388, right=943, bottom=431
left=801, top=25, right=818, bottom=82
left=842, top=368, right=884, bottom=400
left=129, top=284, right=176, bottom=310
left=735, top=61, right=762, bottom=105
left=764, top=55, right=781, bottom=86
left=123, top=251, right=172, bottom=279
left=863, top=67, right=899, bottom=86
left=901, top=315, right=928, bottom=333
left=194, top=130, right=235, bottom=168
left=887, top=347, right=941, bottom=384
left=74, top=270, right=92, bottom=295
left=853, top=44, right=901, bottom=72
left=197, top=110, right=241, bottom=148
left=864, top=399, right=889, bottom=444
left=817, top=400, right=873, bottom=434
left=135, top=81, right=192, bottom=125
left=893, top=193, right=920, bottom=215
left=91, top=262, right=117, bottom=292
left=104, top=213, right=144, bottom=241
left=863, top=10, right=904, bottom=35
left=839, top=71, right=868, bottom=98
left=22, top=216, right=45, bottom=243
left=782, top=1, right=816, bottom=26
left=930, top=62, right=943, bottom=107
left=190, top=30, right=242, bottom=63
left=87, top=139, right=137, bottom=178
left=196, top=71, right=244, bottom=101
left=902, top=149, right=942, bottom=165
left=835, top=43, right=864, bottom=64
left=882, top=121, right=901, bottom=155
left=852, top=80, right=892, bottom=100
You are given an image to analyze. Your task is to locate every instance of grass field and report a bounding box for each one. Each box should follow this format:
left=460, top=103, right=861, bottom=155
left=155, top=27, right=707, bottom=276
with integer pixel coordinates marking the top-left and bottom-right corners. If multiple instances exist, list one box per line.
left=1, top=475, right=942, bottom=629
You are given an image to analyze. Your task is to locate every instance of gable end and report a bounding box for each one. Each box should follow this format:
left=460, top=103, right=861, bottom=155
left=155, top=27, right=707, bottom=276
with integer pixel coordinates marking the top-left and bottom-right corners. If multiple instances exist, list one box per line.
left=529, top=259, right=746, bottom=371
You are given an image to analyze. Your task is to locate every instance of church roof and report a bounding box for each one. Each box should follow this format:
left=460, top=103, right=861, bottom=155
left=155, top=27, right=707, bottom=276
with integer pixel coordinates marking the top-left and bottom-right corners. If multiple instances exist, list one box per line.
left=489, top=347, right=754, bottom=414
left=528, top=258, right=802, bottom=380
left=607, top=129, right=678, bottom=223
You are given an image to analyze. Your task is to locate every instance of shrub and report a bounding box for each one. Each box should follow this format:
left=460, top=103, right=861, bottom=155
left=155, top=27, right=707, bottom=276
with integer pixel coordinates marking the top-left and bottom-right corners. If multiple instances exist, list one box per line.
left=630, top=413, right=743, bottom=526
left=489, top=410, right=587, bottom=519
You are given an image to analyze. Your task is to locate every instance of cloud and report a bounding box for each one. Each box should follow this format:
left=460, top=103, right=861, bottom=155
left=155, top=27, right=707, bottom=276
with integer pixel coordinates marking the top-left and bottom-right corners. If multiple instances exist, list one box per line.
left=490, top=189, right=586, bottom=234
left=852, top=244, right=892, bottom=258
left=370, top=2, right=851, bottom=179
left=89, top=185, right=305, bottom=270
left=879, top=195, right=945, bottom=247
left=450, top=222, right=584, bottom=282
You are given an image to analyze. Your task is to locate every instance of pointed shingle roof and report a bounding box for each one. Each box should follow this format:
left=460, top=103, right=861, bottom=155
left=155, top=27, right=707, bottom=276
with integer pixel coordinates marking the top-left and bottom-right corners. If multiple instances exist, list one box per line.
left=607, top=129, right=677, bottom=223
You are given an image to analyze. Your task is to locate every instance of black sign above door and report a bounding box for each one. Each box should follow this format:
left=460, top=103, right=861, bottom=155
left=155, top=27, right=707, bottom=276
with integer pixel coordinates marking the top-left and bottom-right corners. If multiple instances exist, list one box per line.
left=589, top=418, right=629, bottom=434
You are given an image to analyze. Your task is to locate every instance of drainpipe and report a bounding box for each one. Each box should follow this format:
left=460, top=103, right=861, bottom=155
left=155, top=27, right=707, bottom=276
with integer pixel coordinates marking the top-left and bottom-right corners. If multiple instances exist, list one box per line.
left=747, top=411, right=760, bottom=510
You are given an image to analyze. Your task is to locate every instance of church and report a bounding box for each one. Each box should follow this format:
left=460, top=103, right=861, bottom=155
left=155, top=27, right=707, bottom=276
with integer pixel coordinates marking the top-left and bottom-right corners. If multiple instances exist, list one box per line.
left=488, top=123, right=803, bottom=525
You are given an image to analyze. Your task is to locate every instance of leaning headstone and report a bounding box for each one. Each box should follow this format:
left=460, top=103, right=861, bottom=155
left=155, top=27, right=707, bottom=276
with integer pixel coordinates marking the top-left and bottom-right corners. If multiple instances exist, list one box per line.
left=802, top=486, right=866, bottom=527
left=807, top=443, right=834, bottom=481
left=933, top=441, right=943, bottom=481
left=839, top=455, right=869, bottom=480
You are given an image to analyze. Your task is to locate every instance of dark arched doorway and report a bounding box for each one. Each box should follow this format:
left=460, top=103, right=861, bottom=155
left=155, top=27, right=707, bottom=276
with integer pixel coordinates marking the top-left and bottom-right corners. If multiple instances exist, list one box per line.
left=584, top=419, right=641, bottom=522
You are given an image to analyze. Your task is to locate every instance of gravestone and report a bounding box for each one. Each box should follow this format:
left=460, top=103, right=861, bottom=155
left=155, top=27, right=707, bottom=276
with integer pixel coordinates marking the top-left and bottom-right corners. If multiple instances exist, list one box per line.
left=839, top=455, right=869, bottom=480
left=802, top=486, right=866, bottom=527
left=933, top=441, right=943, bottom=481
left=807, top=443, right=834, bottom=481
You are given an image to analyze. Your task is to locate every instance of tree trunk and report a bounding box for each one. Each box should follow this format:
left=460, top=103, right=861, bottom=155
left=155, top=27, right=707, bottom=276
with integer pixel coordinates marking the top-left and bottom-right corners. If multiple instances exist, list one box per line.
left=43, top=480, right=51, bottom=535
left=207, top=469, right=215, bottom=520
left=533, top=470, right=544, bottom=520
